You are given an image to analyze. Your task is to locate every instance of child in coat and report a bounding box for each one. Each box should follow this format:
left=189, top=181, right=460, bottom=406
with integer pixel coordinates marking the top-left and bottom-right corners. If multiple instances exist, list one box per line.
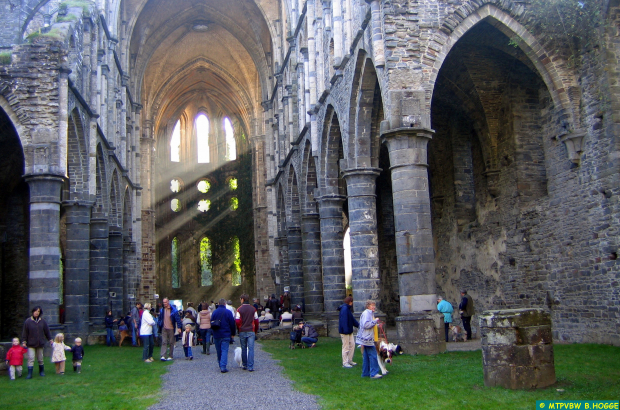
left=181, top=324, right=195, bottom=360
left=51, top=333, right=71, bottom=375
left=5, top=338, right=27, bottom=380
left=71, top=337, right=85, bottom=373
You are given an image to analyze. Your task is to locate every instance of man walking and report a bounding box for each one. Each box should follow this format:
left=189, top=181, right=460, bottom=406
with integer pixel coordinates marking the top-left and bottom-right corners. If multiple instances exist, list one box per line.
left=338, top=296, right=359, bottom=368
left=130, top=302, right=141, bottom=346
left=211, top=298, right=236, bottom=373
left=157, top=298, right=183, bottom=361
left=459, top=290, right=475, bottom=340
left=236, top=294, right=259, bottom=371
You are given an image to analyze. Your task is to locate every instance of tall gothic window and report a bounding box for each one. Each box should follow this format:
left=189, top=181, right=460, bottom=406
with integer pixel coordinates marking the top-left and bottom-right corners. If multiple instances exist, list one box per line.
left=200, top=237, right=213, bottom=286
left=224, top=117, right=236, bottom=161
left=172, top=237, right=180, bottom=288
left=170, top=120, right=181, bottom=162
left=196, top=113, right=210, bottom=163
left=231, top=236, right=241, bottom=286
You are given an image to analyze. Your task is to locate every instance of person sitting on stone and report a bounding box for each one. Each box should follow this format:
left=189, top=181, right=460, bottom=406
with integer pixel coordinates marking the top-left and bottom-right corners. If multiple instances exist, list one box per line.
left=280, top=310, right=293, bottom=328
left=263, top=308, right=274, bottom=321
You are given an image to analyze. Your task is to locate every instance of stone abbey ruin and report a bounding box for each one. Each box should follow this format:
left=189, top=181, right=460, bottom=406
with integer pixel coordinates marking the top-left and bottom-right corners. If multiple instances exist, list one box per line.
left=0, top=0, right=618, bottom=350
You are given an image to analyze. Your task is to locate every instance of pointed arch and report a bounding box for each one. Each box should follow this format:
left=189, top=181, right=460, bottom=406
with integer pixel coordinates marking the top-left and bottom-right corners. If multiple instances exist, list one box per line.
left=302, top=140, right=318, bottom=215
left=429, top=5, right=580, bottom=128
left=320, top=106, right=345, bottom=196
left=170, top=119, right=181, bottom=162
left=348, top=53, right=383, bottom=169
left=94, top=144, right=108, bottom=218
left=224, top=117, right=237, bottom=161
left=200, top=237, right=213, bottom=286
left=67, top=109, right=89, bottom=199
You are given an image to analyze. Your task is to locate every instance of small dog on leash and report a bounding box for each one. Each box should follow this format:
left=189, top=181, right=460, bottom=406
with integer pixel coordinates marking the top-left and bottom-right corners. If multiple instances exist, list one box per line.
left=234, top=347, right=243, bottom=368
left=450, top=325, right=467, bottom=342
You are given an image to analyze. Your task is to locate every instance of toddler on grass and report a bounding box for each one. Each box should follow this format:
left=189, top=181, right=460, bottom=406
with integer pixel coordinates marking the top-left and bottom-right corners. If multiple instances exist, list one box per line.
left=51, top=333, right=71, bottom=375
left=5, top=338, right=27, bottom=380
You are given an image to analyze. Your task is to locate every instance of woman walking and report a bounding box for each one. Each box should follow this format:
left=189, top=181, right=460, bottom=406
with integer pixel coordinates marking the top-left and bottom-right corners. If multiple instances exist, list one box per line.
left=140, top=303, right=156, bottom=362
left=356, top=300, right=382, bottom=379
left=197, top=306, right=213, bottom=354
left=21, top=306, right=53, bottom=379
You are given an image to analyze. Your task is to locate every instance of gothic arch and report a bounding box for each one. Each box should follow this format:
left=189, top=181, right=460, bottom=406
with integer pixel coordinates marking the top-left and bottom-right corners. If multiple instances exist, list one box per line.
left=67, top=109, right=89, bottom=199
left=319, top=106, right=345, bottom=196
left=429, top=4, right=580, bottom=129
left=94, top=144, right=108, bottom=218
left=348, top=52, right=383, bottom=169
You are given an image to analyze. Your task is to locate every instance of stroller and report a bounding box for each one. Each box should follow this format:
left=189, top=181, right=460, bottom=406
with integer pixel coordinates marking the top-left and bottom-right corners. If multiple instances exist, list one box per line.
left=289, top=328, right=303, bottom=349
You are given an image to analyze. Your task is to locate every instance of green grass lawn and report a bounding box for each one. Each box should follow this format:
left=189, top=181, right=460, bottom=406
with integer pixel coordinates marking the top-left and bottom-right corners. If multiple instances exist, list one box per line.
left=260, top=340, right=620, bottom=410
left=0, top=345, right=170, bottom=410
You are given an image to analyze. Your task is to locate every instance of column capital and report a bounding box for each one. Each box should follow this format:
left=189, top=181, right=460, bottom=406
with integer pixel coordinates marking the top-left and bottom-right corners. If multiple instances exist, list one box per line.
left=62, top=200, right=95, bottom=209
left=381, top=127, right=435, bottom=168
left=342, top=167, right=381, bottom=198
left=25, top=174, right=65, bottom=204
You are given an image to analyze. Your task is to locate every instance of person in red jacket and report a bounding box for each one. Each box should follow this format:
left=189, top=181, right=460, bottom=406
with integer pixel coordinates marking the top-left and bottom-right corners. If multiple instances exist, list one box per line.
left=5, top=338, right=28, bottom=380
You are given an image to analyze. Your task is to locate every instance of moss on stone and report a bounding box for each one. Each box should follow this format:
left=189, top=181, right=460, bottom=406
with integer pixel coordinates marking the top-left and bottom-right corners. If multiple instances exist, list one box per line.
left=0, top=52, right=12, bottom=65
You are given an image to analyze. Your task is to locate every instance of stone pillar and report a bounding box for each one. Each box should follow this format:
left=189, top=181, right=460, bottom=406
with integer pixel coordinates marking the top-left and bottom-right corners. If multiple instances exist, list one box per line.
left=62, top=201, right=93, bottom=337
left=25, top=175, right=64, bottom=326
left=343, top=168, right=382, bottom=315
left=108, top=226, right=123, bottom=316
left=301, top=212, right=324, bottom=316
left=287, top=226, right=304, bottom=308
left=381, top=127, right=444, bottom=354
left=317, top=195, right=346, bottom=336
left=123, top=240, right=137, bottom=312
left=89, top=218, right=109, bottom=328
left=275, top=236, right=289, bottom=294
left=480, top=309, right=556, bottom=389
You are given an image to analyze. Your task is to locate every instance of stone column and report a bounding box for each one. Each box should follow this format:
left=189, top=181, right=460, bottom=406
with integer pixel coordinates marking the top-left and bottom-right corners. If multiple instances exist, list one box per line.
left=108, top=226, right=123, bottom=316
left=25, top=175, right=64, bottom=326
left=62, top=201, right=93, bottom=338
left=89, top=218, right=109, bottom=327
left=342, top=168, right=382, bottom=315
left=317, top=195, right=346, bottom=336
left=301, top=212, right=324, bottom=316
left=287, top=226, right=304, bottom=307
left=123, top=240, right=137, bottom=312
left=480, top=309, right=555, bottom=389
left=275, top=236, right=289, bottom=296
left=381, top=127, right=444, bottom=354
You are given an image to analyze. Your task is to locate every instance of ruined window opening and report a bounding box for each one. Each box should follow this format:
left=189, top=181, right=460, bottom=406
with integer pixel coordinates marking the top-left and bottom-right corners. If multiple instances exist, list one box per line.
left=197, top=179, right=211, bottom=193
left=172, top=237, right=180, bottom=288
left=228, top=177, right=238, bottom=190
left=170, top=178, right=182, bottom=193
left=230, top=197, right=239, bottom=211
left=171, top=198, right=181, bottom=212
left=344, top=227, right=352, bottom=289
left=170, top=120, right=181, bottom=162
left=232, top=236, right=241, bottom=286
left=197, top=199, right=211, bottom=213
left=200, top=237, right=213, bottom=286
left=196, top=113, right=210, bottom=163
left=224, top=117, right=236, bottom=161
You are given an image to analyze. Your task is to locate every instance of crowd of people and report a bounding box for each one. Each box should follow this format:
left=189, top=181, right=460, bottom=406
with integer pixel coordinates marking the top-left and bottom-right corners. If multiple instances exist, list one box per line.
left=7, top=290, right=474, bottom=381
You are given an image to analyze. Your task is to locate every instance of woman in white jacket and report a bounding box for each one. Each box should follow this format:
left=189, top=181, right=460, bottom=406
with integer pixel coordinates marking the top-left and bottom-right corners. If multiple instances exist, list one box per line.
left=140, top=303, right=156, bottom=362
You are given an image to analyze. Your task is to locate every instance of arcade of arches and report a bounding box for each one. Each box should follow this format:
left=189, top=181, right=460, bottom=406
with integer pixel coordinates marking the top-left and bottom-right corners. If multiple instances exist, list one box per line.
left=0, top=0, right=618, bottom=350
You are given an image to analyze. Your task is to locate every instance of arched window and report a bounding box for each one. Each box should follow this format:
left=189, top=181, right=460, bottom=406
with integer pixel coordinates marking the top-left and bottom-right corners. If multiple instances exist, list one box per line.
left=196, top=113, right=210, bottom=163
left=200, top=237, right=213, bottom=286
left=224, top=117, right=236, bottom=161
left=172, top=237, right=180, bottom=288
left=231, top=236, right=241, bottom=286
left=170, top=120, right=181, bottom=162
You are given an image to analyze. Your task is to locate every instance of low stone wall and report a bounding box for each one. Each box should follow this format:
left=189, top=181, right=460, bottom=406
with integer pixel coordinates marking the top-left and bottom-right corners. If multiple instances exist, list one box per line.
left=480, top=308, right=555, bottom=389
left=257, top=322, right=327, bottom=340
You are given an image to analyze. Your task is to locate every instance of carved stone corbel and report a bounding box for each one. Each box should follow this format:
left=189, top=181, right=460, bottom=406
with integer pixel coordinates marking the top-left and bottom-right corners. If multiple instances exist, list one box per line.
left=559, top=129, right=587, bottom=165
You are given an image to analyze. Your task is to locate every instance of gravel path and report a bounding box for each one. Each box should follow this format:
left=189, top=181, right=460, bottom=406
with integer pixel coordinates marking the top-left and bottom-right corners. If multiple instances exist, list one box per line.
left=150, top=339, right=320, bottom=410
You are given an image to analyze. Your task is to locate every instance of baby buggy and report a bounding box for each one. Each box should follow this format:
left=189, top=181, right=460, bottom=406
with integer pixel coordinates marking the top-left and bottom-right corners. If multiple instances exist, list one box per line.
left=289, top=328, right=303, bottom=349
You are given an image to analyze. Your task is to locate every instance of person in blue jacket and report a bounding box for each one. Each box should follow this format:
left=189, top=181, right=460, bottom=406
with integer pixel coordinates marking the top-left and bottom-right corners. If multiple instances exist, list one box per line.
left=210, top=297, right=236, bottom=373
left=157, top=298, right=183, bottom=361
left=338, top=296, right=359, bottom=368
left=437, top=296, right=454, bottom=342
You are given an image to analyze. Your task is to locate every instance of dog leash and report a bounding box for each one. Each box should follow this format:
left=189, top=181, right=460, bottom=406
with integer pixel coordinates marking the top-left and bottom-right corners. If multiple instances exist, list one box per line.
left=378, top=322, right=388, bottom=343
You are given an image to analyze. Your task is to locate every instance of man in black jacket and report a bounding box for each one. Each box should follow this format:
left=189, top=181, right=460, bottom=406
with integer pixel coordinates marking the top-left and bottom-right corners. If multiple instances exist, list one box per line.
left=459, top=290, right=475, bottom=340
left=298, top=321, right=318, bottom=348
